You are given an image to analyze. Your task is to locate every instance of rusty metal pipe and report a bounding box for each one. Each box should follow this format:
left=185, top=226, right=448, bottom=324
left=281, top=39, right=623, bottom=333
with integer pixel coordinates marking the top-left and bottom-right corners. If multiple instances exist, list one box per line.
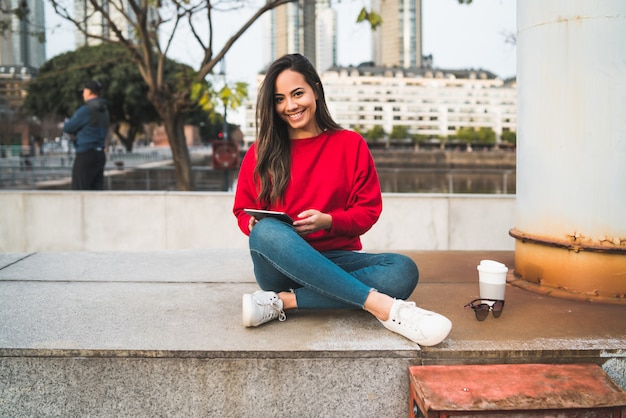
left=513, top=1, right=626, bottom=303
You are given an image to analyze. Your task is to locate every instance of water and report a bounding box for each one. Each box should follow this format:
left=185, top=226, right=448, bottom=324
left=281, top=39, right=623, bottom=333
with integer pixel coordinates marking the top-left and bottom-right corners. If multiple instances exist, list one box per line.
left=0, top=150, right=516, bottom=193
left=377, top=168, right=516, bottom=194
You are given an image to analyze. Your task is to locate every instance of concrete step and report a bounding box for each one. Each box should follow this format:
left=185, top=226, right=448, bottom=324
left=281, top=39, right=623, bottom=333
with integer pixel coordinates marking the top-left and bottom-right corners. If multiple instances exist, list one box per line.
left=1, top=249, right=624, bottom=417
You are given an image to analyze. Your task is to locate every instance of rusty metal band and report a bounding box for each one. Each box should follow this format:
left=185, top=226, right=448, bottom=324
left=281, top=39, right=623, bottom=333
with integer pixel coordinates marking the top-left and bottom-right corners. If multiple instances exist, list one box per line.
left=509, top=228, right=626, bottom=254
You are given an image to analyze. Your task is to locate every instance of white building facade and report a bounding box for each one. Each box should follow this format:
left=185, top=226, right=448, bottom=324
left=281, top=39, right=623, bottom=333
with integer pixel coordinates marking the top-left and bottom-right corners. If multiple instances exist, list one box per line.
left=242, top=65, right=516, bottom=146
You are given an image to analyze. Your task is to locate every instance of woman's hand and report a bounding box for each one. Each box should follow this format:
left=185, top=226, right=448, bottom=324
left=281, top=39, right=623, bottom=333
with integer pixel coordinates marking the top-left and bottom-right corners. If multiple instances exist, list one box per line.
left=248, top=216, right=258, bottom=232
left=293, top=209, right=332, bottom=235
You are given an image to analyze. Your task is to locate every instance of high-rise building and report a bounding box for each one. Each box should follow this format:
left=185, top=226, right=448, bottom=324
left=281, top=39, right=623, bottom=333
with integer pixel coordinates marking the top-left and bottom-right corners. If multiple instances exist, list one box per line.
left=73, top=0, right=144, bottom=47
left=315, top=0, right=336, bottom=72
left=0, top=0, right=46, bottom=68
left=266, top=0, right=336, bottom=72
left=0, top=0, right=44, bottom=149
left=372, top=0, right=422, bottom=68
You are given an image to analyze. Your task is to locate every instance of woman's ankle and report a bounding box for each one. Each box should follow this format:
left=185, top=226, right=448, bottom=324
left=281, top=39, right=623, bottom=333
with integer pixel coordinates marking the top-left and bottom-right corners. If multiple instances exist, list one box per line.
left=364, top=291, right=394, bottom=321
left=278, top=291, right=298, bottom=310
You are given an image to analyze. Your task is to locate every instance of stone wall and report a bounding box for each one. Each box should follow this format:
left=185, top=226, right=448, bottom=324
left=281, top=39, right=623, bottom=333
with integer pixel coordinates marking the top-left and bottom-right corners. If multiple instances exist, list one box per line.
left=0, top=191, right=516, bottom=252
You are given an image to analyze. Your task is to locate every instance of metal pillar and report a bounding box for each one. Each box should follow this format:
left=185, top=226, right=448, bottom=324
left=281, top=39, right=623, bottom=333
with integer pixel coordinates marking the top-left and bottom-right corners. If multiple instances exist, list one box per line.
left=511, top=0, right=626, bottom=303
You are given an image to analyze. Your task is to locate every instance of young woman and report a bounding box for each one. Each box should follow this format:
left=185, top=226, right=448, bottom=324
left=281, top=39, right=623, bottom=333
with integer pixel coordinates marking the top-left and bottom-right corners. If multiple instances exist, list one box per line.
left=233, top=54, right=451, bottom=347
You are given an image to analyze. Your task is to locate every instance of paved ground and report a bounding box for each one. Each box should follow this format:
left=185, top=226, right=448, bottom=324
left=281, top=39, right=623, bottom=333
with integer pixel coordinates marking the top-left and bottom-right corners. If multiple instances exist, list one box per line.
left=1, top=249, right=624, bottom=355
left=1, top=248, right=624, bottom=417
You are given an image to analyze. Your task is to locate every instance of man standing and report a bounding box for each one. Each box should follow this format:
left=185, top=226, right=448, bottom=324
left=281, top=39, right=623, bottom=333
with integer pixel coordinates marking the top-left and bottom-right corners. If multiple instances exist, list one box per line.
left=63, top=80, right=110, bottom=190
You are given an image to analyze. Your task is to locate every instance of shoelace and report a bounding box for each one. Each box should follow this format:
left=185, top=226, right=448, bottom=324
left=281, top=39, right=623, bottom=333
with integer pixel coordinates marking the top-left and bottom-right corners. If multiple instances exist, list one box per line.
left=258, top=297, right=287, bottom=322
left=390, top=301, right=426, bottom=336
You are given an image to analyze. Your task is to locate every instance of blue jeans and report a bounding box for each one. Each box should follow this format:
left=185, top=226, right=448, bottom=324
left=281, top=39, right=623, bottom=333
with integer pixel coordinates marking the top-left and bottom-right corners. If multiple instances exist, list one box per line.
left=249, top=218, right=419, bottom=309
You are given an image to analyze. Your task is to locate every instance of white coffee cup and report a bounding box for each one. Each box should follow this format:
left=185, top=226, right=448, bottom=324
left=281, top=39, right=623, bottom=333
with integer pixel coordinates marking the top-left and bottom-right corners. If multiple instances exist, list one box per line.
left=477, top=259, right=508, bottom=301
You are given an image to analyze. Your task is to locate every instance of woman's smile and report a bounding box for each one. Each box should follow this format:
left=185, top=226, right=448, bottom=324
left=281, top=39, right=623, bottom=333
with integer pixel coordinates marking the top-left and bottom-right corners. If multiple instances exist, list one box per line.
left=287, top=110, right=305, bottom=120
left=274, top=69, right=320, bottom=139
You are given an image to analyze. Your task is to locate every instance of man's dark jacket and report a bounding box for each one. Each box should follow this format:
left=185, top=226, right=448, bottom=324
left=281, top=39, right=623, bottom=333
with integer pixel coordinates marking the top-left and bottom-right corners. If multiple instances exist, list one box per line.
left=63, top=97, right=109, bottom=153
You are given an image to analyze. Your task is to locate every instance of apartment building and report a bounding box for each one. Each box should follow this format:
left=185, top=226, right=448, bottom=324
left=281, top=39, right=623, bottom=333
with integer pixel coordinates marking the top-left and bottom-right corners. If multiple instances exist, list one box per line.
left=241, top=64, right=516, bottom=146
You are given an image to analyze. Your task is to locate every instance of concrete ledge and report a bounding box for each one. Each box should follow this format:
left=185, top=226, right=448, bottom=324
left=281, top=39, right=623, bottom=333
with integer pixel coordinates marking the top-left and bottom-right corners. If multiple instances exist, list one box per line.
left=1, top=249, right=624, bottom=417
left=0, top=191, right=516, bottom=252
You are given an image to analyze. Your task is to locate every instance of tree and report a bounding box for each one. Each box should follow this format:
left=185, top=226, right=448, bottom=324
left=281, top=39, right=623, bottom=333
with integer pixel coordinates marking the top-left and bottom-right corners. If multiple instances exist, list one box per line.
left=22, top=43, right=215, bottom=152
left=456, top=127, right=496, bottom=144
left=410, top=134, right=428, bottom=143
left=365, top=125, right=386, bottom=142
left=23, top=43, right=159, bottom=151
left=389, top=125, right=409, bottom=140
left=476, top=127, right=496, bottom=144
left=47, top=0, right=382, bottom=190
left=501, top=130, right=516, bottom=146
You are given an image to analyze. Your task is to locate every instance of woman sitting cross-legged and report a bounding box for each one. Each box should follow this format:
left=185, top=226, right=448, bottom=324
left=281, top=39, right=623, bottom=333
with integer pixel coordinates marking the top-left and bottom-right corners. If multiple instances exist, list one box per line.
left=233, top=53, right=452, bottom=348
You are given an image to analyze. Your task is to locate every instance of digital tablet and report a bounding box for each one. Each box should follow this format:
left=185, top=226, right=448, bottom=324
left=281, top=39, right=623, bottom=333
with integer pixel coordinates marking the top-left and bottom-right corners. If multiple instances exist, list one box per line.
left=244, top=209, right=294, bottom=224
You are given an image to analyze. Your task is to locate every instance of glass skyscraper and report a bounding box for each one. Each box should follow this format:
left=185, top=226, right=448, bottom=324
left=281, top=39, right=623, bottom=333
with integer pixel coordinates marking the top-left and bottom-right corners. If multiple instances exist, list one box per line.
left=0, top=0, right=46, bottom=68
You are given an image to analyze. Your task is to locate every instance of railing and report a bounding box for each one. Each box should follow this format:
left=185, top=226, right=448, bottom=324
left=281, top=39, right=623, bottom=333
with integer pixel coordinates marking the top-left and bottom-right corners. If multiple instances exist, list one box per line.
left=0, top=165, right=237, bottom=191
left=1, top=145, right=516, bottom=194
left=0, top=146, right=180, bottom=190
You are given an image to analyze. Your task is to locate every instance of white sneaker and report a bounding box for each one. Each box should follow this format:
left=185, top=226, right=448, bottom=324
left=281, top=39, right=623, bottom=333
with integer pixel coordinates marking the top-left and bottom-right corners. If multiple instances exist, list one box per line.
left=242, top=290, right=287, bottom=327
left=378, top=299, right=452, bottom=346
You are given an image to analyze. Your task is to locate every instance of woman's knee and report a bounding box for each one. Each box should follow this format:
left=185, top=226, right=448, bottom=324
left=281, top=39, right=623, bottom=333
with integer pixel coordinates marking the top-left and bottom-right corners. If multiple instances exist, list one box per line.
left=389, top=253, right=419, bottom=298
left=249, top=218, right=291, bottom=251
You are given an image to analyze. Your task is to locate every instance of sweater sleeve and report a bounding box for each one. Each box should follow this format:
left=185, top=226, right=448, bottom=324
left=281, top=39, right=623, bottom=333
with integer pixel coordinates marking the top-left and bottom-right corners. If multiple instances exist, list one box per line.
left=232, top=145, right=259, bottom=236
left=327, top=136, right=382, bottom=237
left=63, top=106, right=89, bottom=135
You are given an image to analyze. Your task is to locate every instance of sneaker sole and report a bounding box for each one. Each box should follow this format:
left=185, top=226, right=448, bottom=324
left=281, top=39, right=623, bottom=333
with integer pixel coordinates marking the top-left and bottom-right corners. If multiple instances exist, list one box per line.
left=242, top=293, right=254, bottom=327
left=379, top=313, right=452, bottom=346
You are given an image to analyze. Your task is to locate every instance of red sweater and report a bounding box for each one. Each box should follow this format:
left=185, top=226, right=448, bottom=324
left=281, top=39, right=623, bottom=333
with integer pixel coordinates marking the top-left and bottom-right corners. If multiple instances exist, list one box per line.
left=233, top=129, right=382, bottom=252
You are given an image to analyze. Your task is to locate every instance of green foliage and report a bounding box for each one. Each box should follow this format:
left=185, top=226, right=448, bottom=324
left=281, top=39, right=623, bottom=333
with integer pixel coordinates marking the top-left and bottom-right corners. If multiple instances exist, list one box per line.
left=23, top=43, right=219, bottom=150
left=456, top=127, right=496, bottom=144
left=411, top=134, right=430, bottom=144
left=365, top=125, right=386, bottom=141
left=356, top=8, right=383, bottom=30
left=389, top=125, right=409, bottom=140
left=43, top=0, right=383, bottom=189
left=357, top=0, right=470, bottom=32
left=215, top=81, right=248, bottom=111
left=23, top=43, right=151, bottom=121
left=501, top=130, right=516, bottom=145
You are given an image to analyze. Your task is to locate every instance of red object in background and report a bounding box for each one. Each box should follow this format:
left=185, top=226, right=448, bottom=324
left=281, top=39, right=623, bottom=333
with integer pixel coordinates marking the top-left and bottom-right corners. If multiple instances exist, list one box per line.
left=409, top=363, right=626, bottom=417
left=212, top=141, right=239, bottom=169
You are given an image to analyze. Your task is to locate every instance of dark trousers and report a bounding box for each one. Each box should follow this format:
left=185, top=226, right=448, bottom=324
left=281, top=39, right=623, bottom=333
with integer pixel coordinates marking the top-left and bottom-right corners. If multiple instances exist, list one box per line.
left=72, top=149, right=106, bottom=190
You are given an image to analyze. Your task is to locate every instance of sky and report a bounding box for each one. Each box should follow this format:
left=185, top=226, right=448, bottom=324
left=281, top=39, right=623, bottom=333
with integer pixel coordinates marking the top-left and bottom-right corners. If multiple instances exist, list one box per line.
left=44, top=0, right=516, bottom=123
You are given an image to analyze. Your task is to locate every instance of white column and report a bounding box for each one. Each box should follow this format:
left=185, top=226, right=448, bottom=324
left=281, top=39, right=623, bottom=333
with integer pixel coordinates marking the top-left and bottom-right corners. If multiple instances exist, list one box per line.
left=512, top=0, right=626, bottom=302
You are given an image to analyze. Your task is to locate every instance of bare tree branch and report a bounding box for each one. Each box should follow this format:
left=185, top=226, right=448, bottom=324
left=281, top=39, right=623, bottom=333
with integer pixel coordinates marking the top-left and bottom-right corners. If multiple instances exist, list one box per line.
left=197, top=0, right=294, bottom=79
left=47, top=0, right=300, bottom=190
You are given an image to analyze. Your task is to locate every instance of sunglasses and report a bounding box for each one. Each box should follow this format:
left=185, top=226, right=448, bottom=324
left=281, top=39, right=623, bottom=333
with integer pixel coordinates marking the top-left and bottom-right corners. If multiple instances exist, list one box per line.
left=464, top=299, right=505, bottom=321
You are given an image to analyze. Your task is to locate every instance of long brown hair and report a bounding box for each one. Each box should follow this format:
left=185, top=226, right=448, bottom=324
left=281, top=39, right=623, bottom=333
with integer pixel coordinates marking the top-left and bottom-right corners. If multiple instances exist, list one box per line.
left=255, top=54, right=341, bottom=205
